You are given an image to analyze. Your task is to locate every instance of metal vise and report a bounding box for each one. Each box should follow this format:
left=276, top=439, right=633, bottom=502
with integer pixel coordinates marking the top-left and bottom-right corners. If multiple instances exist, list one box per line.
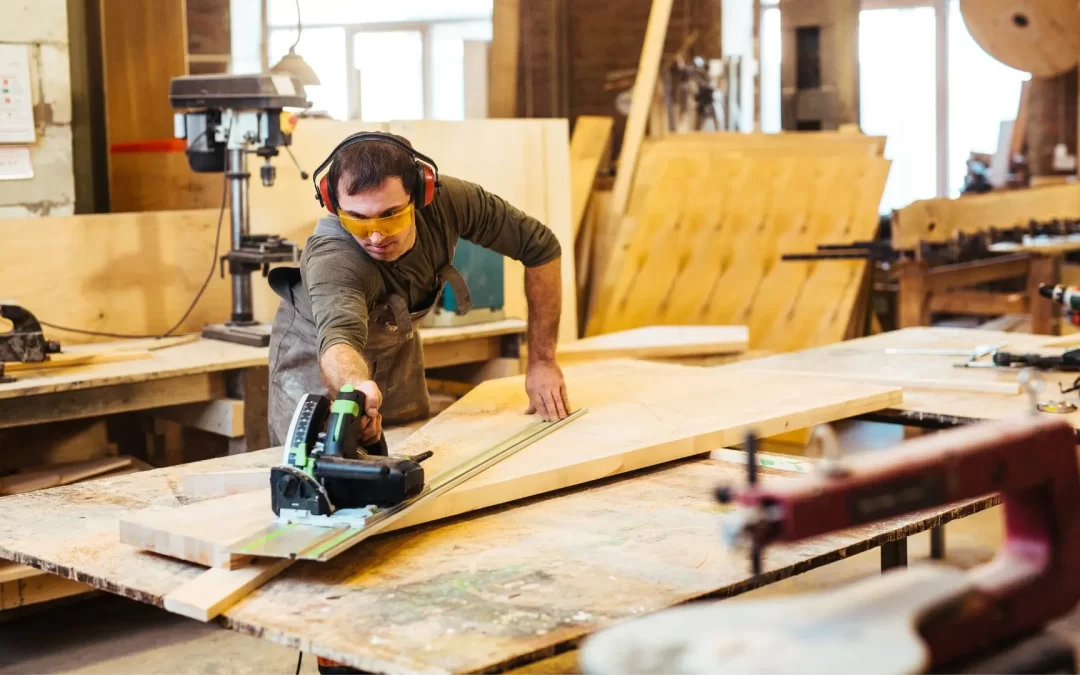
left=0, top=303, right=61, bottom=383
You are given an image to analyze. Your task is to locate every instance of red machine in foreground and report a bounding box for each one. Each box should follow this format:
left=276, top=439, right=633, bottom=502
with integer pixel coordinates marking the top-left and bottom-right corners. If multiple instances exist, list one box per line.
left=580, top=414, right=1080, bottom=674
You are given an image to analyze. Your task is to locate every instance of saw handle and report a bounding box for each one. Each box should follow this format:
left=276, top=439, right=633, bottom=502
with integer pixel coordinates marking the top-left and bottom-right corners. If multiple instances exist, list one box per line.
left=314, top=456, right=389, bottom=481
left=323, top=386, right=389, bottom=459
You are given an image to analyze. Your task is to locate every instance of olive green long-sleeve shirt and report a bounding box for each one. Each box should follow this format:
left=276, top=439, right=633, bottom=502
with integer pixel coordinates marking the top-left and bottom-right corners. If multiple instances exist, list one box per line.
left=296, top=175, right=561, bottom=357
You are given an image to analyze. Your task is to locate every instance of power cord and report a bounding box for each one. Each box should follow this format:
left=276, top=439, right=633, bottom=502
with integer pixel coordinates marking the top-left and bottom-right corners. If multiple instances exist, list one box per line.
left=295, top=652, right=303, bottom=674
left=39, top=124, right=233, bottom=340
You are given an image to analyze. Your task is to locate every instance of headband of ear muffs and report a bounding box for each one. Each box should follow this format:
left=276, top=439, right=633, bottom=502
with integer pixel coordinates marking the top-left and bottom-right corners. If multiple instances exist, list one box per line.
left=311, top=131, right=440, bottom=214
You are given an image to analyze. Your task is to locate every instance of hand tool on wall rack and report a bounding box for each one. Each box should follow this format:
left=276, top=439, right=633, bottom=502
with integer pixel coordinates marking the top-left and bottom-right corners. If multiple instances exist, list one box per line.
left=228, top=387, right=588, bottom=562
left=0, top=302, right=62, bottom=383
left=580, top=406, right=1080, bottom=674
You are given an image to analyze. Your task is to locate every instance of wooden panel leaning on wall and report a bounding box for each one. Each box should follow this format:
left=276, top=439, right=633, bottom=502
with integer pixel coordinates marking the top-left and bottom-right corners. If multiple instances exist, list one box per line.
left=586, top=141, right=890, bottom=352
left=0, top=210, right=285, bottom=345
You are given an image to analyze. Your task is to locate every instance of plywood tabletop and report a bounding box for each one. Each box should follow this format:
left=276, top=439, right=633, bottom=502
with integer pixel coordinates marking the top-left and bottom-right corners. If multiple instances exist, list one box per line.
left=0, top=438, right=993, bottom=674
left=728, top=327, right=1080, bottom=429
left=557, top=325, right=749, bottom=362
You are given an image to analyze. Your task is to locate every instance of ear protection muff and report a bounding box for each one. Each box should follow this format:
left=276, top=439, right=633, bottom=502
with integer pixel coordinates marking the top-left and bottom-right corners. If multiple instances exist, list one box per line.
left=312, top=132, right=440, bottom=215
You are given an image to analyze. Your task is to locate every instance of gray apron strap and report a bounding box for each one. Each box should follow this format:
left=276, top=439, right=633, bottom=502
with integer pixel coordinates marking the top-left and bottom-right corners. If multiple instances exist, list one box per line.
left=387, top=294, right=414, bottom=336
left=438, top=264, right=473, bottom=315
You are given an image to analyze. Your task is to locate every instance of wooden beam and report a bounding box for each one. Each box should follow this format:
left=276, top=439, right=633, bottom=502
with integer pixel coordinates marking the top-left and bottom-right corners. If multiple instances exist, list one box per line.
left=489, top=0, right=520, bottom=118
left=927, top=291, right=1027, bottom=316
left=152, top=399, right=245, bottom=438
left=604, top=0, right=675, bottom=235
left=923, top=254, right=1031, bottom=292
left=0, top=373, right=226, bottom=430
left=570, top=116, right=614, bottom=239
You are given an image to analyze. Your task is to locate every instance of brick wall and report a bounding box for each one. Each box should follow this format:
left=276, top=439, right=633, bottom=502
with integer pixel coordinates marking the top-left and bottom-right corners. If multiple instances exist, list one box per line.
left=518, top=0, right=722, bottom=159
left=0, top=0, right=74, bottom=217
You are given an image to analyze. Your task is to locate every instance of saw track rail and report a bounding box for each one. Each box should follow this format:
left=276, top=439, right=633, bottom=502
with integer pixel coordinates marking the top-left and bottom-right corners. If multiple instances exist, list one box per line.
left=228, top=408, right=588, bottom=562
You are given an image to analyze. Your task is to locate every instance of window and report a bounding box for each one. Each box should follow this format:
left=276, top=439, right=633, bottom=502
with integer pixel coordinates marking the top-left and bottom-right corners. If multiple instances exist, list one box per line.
left=758, top=0, right=1034, bottom=210
left=265, top=1, right=493, bottom=122
left=860, top=7, right=937, bottom=212
left=268, top=26, right=347, bottom=119
left=946, top=0, right=1029, bottom=196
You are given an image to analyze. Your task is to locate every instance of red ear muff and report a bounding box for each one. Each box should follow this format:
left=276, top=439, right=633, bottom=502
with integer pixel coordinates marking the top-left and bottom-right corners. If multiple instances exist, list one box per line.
left=419, top=163, right=437, bottom=208
left=317, top=174, right=335, bottom=214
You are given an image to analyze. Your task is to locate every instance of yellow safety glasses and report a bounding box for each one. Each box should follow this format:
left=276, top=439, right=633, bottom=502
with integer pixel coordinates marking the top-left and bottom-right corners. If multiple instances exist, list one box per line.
left=337, top=202, right=414, bottom=239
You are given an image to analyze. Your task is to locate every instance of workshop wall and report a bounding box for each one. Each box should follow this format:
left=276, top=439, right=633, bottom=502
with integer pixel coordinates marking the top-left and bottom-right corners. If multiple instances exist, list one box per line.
left=1026, top=68, right=1078, bottom=178
left=0, top=0, right=75, bottom=218
left=516, top=0, right=722, bottom=158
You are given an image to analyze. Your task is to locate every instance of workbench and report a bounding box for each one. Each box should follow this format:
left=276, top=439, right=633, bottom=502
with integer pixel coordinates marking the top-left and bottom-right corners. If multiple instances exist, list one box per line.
left=729, top=326, right=1080, bottom=433
left=0, top=435, right=994, bottom=673
left=0, top=319, right=527, bottom=456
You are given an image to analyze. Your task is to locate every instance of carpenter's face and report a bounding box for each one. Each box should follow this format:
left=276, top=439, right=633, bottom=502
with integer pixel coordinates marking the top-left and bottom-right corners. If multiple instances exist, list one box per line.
left=336, top=177, right=416, bottom=261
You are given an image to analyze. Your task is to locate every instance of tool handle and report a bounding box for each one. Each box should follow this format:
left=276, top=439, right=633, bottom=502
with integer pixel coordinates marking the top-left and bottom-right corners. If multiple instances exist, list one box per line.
left=314, top=455, right=389, bottom=481
left=324, top=385, right=389, bottom=458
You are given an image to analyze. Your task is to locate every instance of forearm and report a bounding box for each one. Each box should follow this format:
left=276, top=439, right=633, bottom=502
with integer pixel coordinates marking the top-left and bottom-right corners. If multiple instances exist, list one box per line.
left=524, top=257, right=561, bottom=363
left=319, top=343, right=372, bottom=393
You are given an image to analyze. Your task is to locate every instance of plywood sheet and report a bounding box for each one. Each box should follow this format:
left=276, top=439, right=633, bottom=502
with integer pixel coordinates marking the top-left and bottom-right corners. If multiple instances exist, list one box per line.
left=119, top=359, right=901, bottom=567
left=570, top=116, right=614, bottom=238
left=557, top=325, right=748, bottom=362
left=587, top=141, right=890, bottom=353
left=388, top=120, right=578, bottom=343
left=892, top=183, right=1080, bottom=250
left=659, top=131, right=886, bottom=157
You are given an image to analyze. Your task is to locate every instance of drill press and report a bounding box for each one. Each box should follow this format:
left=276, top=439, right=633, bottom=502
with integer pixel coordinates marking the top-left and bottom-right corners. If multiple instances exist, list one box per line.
left=169, top=74, right=310, bottom=347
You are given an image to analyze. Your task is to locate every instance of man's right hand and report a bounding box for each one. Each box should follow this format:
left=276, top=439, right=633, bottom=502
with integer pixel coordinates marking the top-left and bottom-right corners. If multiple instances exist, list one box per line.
left=354, top=380, right=383, bottom=446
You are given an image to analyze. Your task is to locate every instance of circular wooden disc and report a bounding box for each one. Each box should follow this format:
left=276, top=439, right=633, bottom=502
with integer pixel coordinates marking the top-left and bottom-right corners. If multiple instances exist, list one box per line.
left=959, top=0, right=1080, bottom=77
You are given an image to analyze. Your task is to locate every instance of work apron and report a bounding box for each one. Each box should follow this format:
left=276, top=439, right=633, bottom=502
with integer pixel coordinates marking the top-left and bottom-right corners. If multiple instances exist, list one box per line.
left=265, top=265, right=472, bottom=447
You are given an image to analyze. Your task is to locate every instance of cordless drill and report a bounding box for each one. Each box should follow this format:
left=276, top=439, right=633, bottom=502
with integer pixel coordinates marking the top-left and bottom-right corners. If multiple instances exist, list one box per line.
left=1039, top=283, right=1080, bottom=326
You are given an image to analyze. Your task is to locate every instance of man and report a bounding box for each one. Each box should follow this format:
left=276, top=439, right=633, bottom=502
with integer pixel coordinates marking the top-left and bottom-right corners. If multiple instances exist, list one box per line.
left=267, top=131, right=571, bottom=447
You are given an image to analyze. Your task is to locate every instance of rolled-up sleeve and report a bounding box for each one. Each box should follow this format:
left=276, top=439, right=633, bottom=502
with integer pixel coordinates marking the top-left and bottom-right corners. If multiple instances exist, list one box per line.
left=299, top=235, right=377, bottom=357
left=447, top=177, right=562, bottom=267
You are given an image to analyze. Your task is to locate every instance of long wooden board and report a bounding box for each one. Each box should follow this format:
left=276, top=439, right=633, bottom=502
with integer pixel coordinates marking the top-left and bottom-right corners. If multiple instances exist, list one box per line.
left=388, top=119, right=578, bottom=343
left=570, top=116, right=614, bottom=238
left=0, top=444, right=993, bottom=673
left=556, top=325, right=749, bottom=363
left=120, top=360, right=900, bottom=576
left=587, top=142, right=890, bottom=353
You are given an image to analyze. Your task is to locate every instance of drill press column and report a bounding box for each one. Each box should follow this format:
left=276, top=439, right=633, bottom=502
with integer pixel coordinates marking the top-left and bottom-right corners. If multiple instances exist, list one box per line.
left=227, top=147, right=254, bottom=326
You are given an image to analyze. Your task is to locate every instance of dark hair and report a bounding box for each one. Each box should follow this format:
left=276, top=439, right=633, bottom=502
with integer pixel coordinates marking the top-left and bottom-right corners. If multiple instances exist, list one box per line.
left=329, top=133, right=417, bottom=198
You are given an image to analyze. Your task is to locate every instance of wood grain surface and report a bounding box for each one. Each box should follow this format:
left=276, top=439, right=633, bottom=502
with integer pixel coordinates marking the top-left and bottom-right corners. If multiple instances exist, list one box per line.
left=0, top=443, right=993, bottom=673
left=120, top=358, right=902, bottom=567
left=587, top=143, right=889, bottom=353
left=958, top=0, right=1080, bottom=77
left=556, top=325, right=749, bottom=362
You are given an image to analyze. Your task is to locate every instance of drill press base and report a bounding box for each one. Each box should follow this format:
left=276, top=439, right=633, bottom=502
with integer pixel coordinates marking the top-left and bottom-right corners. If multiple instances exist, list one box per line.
left=202, top=322, right=274, bottom=348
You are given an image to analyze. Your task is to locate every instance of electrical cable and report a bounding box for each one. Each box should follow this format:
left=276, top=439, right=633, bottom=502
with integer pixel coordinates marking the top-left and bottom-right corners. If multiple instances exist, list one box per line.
left=38, top=122, right=234, bottom=340
left=295, top=652, right=303, bottom=675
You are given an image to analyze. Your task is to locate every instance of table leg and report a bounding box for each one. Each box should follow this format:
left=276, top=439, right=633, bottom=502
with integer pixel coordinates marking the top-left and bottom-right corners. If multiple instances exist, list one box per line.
left=930, top=526, right=946, bottom=560
left=227, top=366, right=269, bottom=454
left=1027, top=254, right=1061, bottom=336
left=880, top=538, right=908, bottom=572
left=897, top=261, right=930, bottom=328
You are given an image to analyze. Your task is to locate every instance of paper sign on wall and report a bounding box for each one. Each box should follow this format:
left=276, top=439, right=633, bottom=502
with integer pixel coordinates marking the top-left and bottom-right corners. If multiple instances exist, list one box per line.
left=0, top=146, right=33, bottom=180
left=0, top=44, right=35, bottom=144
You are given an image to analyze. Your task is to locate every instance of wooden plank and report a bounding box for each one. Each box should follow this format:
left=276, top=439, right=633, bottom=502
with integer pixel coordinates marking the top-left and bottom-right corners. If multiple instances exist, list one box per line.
left=0, top=574, right=92, bottom=611
left=181, top=469, right=268, bottom=499
left=164, top=559, right=292, bottom=620
left=489, top=0, right=520, bottom=118
left=0, top=562, right=44, bottom=584
left=388, top=120, right=578, bottom=343
left=0, top=457, right=134, bottom=496
left=0, top=373, right=226, bottom=429
left=892, top=184, right=1080, bottom=250
left=152, top=399, right=245, bottom=438
left=4, top=349, right=152, bottom=373
left=422, top=335, right=502, bottom=369
left=556, top=325, right=748, bottom=362
left=741, top=367, right=1020, bottom=395
left=120, top=360, right=902, bottom=573
left=0, top=444, right=993, bottom=673
left=605, top=0, right=675, bottom=234
left=570, top=116, right=614, bottom=238
left=927, top=290, right=1027, bottom=315
left=587, top=143, right=890, bottom=354
left=923, top=254, right=1031, bottom=291
left=659, top=131, right=886, bottom=157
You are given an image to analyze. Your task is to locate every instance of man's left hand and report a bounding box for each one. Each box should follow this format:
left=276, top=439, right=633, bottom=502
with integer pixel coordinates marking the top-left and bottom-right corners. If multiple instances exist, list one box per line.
left=525, top=360, right=571, bottom=422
